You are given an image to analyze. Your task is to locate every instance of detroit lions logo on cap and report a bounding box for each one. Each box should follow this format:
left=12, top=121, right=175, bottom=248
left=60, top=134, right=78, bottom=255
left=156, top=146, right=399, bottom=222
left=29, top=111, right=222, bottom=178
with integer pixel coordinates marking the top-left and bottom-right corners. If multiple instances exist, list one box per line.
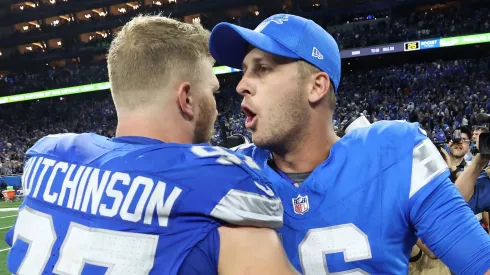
left=254, top=14, right=289, bottom=33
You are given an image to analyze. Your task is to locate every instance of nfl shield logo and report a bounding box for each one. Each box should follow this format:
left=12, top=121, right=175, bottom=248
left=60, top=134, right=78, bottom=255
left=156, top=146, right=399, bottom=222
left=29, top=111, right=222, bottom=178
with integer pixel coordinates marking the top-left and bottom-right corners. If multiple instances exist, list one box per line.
left=292, top=194, right=309, bottom=215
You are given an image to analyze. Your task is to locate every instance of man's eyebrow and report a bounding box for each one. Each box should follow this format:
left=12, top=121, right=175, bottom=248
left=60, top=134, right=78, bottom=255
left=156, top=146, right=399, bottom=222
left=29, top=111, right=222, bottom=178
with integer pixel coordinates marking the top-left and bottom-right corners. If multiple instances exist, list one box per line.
left=243, top=55, right=294, bottom=69
left=243, top=57, right=264, bottom=68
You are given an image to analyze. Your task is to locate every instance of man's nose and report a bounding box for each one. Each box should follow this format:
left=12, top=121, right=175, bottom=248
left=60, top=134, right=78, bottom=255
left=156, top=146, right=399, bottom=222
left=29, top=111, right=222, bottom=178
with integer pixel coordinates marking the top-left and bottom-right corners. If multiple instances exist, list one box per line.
left=236, top=76, right=254, bottom=97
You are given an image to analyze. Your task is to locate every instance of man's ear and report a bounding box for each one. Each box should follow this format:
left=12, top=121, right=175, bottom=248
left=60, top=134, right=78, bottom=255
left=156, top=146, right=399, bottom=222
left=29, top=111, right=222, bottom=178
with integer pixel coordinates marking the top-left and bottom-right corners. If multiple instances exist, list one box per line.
left=177, top=82, right=194, bottom=120
left=308, top=72, right=330, bottom=104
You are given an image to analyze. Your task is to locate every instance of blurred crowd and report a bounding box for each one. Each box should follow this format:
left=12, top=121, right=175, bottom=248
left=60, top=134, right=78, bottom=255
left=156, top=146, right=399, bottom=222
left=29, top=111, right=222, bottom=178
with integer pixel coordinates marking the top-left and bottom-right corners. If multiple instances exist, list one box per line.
left=1, top=63, right=108, bottom=96
left=329, top=5, right=490, bottom=49
left=1, top=0, right=490, bottom=175
left=1, top=55, right=489, bottom=175
left=0, top=94, right=116, bottom=175
left=335, top=57, right=490, bottom=143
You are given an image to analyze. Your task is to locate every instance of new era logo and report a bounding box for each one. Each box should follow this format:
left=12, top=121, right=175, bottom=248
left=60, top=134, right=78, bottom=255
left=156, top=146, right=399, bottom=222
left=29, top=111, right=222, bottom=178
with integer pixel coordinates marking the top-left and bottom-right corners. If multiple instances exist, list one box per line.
left=312, top=47, right=324, bottom=60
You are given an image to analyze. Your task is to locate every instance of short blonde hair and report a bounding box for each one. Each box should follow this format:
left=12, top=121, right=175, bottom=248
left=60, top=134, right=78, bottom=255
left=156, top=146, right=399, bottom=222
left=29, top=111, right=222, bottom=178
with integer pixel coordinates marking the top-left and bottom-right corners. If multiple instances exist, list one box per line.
left=297, top=60, right=336, bottom=110
left=108, top=14, right=211, bottom=111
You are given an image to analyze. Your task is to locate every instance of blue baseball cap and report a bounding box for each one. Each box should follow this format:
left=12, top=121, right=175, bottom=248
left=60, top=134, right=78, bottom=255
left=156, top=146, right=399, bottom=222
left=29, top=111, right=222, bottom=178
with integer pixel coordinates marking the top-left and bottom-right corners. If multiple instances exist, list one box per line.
left=209, top=14, right=341, bottom=92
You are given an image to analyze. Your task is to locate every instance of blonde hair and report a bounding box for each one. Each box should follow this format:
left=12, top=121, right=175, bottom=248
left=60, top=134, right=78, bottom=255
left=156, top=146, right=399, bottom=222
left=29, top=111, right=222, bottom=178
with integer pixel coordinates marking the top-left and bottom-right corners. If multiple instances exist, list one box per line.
left=297, top=60, right=336, bottom=110
left=107, top=14, right=211, bottom=111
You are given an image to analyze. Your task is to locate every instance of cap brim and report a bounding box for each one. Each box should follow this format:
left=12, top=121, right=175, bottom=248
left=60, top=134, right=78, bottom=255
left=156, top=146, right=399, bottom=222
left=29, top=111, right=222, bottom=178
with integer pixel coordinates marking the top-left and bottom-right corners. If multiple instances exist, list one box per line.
left=209, top=22, right=299, bottom=70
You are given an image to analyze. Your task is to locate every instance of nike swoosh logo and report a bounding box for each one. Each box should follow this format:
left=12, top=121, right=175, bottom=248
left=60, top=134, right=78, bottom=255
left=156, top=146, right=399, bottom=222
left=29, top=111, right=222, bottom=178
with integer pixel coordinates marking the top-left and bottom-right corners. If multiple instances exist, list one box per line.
left=254, top=181, right=275, bottom=197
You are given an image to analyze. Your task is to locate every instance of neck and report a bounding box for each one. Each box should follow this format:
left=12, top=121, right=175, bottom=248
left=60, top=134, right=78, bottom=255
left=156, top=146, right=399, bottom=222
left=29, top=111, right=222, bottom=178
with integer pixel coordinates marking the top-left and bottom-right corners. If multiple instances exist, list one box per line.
left=449, top=154, right=464, bottom=166
left=272, top=123, right=339, bottom=173
left=115, top=108, right=193, bottom=144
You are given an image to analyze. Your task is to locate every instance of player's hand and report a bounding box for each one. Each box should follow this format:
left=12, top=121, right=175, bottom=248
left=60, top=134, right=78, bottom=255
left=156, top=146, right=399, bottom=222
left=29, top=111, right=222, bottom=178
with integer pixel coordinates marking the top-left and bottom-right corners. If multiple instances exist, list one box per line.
left=485, top=166, right=490, bottom=179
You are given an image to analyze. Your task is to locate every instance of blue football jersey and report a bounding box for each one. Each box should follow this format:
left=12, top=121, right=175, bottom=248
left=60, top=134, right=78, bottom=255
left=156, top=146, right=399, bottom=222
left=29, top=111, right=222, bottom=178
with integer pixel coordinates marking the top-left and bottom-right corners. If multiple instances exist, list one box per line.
left=468, top=171, right=490, bottom=214
left=6, top=134, right=282, bottom=275
left=233, top=121, right=490, bottom=275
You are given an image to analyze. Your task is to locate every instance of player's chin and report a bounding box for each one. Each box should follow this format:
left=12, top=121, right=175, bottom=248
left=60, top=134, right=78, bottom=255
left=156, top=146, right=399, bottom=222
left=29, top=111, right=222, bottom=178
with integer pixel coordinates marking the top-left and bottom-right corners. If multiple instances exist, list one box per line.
left=251, top=131, right=271, bottom=148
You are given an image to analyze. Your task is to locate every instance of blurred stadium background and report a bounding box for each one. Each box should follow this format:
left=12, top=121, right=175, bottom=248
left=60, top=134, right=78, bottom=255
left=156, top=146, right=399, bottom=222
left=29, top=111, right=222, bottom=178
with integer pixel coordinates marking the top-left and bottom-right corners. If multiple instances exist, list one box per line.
left=0, top=0, right=489, bottom=272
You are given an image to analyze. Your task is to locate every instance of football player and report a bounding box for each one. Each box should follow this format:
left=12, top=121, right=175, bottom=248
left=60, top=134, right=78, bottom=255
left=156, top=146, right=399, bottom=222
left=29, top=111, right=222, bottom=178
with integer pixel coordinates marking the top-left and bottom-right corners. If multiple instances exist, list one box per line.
left=5, top=15, right=298, bottom=275
left=209, top=13, right=490, bottom=274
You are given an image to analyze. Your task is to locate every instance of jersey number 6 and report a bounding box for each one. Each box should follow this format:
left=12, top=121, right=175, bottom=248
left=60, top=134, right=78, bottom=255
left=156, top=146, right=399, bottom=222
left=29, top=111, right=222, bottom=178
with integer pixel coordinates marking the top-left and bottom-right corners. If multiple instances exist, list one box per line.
left=299, top=224, right=372, bottom=275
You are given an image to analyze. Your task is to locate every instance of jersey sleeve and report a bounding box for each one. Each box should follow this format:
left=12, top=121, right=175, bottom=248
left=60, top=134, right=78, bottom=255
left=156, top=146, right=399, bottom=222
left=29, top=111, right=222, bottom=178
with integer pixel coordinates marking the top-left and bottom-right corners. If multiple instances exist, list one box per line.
left=183, top=145, right=283, bottom=229
left=468, top=172, right=490, bottom=214
left=407, top=127, right=490, bottom=274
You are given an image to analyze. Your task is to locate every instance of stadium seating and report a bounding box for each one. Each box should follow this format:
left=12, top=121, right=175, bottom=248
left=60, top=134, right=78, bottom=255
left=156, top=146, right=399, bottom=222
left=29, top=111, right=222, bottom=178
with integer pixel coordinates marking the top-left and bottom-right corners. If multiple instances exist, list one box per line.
left=1, top=0, right=490, bottom=175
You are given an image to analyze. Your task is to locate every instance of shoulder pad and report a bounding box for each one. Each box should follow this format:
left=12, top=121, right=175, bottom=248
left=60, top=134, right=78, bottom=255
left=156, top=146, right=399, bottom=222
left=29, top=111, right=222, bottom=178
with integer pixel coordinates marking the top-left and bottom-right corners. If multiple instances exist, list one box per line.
left=27, top=133, right=80, bottom=157
left=345, top=120, right=420, bottom=149
left=185, top=145, right=283, bottom=229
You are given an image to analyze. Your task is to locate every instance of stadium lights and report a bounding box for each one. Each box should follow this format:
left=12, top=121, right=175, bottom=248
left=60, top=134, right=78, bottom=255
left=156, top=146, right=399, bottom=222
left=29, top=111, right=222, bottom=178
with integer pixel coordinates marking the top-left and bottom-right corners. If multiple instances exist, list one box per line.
left=96, top=31, right=108, bottom=38
left=92, top=9, right=106, bottom=16
left=60, top=15, right=71, bottom=21
left=126, top=3, right=140, bottom=10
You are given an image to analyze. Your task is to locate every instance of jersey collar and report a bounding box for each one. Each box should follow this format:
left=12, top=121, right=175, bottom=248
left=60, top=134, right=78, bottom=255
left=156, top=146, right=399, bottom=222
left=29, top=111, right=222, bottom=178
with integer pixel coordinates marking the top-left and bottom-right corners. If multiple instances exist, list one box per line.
left=262, top=140, right=347, bottom=219
left=111, top=136, right=165, bottom=145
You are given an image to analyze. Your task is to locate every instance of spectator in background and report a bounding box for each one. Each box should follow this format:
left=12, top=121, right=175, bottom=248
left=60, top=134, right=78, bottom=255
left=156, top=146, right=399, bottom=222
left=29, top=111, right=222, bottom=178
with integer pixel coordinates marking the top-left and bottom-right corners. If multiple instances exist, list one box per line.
left=445, top=126, right=472, bottom=182
left=473, top=126, right=490, bottom=153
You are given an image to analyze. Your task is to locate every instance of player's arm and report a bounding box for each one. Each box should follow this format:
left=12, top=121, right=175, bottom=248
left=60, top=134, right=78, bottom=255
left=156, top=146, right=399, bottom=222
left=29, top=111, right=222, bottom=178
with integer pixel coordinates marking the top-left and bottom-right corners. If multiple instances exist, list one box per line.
left=455, top=154, right=490, bottom=201
left=408, top=135, right=490, bottom=274
left=467, top=174, right=490, bottom=214
left=218, top=226, right=299, bottom=275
